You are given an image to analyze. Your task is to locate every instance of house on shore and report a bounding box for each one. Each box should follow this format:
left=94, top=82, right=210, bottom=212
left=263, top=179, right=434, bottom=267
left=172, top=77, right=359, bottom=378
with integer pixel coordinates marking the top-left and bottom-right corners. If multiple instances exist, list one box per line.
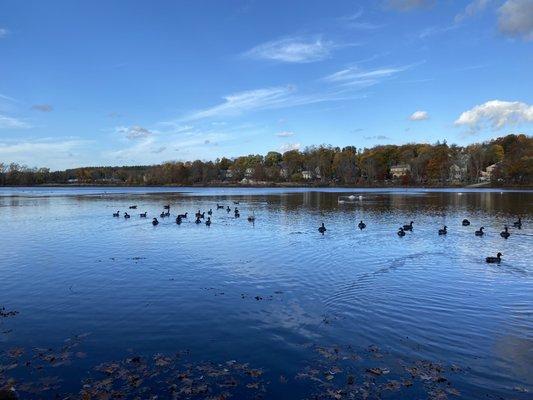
left=390, top=164, right=411, bottom=179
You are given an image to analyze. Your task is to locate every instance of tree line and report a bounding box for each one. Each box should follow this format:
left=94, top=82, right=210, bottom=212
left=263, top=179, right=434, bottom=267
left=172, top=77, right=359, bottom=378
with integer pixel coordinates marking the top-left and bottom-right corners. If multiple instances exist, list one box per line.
left=1, top=134, right=531, bottom=186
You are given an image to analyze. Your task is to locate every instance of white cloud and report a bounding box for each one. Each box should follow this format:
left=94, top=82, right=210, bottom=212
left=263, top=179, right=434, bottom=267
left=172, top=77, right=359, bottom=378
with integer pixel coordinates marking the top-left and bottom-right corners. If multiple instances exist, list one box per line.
left=279, top=142, right=301, bottom=153
left=385, top=0, right=433, bottom=11
left=410, top=110, right=429, bottom=121
left=0, top=138, right=90, bottom=169
left=0, top=114, right=31, bottom=129
left=497, top=0, right=533, bottom=41
left=0, top=28, right=9, bottom=38
left=455, top=0, right=491, bottom=23
left=185, top=86, right=357, bottom=120
left=116, top=125, right=154, bottom=140
left=275, top=131, right=295, bottom=137
left=324, top=64, right=414, bottom=87
left=455, top=100, right=533, bottom=131
left=245, top=36, right=336, bottom=63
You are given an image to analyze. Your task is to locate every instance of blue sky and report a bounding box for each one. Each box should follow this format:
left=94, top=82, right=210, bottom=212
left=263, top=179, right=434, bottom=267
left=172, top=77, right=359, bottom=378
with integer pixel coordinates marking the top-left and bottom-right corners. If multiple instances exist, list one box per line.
left=0, top=0, right=532, bottom=170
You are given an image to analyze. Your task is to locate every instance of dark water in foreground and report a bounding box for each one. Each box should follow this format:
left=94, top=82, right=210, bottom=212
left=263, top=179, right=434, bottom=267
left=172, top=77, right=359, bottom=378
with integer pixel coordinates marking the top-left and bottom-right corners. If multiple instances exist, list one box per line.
left=0, top=187, right=532, bottom=399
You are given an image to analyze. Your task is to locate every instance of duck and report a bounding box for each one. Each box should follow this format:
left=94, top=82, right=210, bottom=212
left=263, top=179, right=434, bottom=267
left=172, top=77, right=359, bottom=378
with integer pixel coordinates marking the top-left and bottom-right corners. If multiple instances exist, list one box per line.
left=178, top=212, right=188, bottom=219
left=500, top=226, right=510, bottom=239
left=113, top=211, right=120, bottom=217
left=195, top=210, right=205, bottom=219
left=513, top=217, right=522, bottom=228
left=462, top=219, right=470, bottom=226
left=140, top=212, right=147, bottom=218
left=234, top=209, right=240, bottom=218
left=207, top=209, right=213, bottom=215
left=205, top=217, right=211, bottom=226
left=124, top=212, right=130, bottom=219
left=164, top=211, right=170, bottom=217
left=475, top=227, right=484, bottom=236
left=403, top=221, right=414, bottom=231
left=485, top=252, right=502, bottom=263
left=438, top=225, right=447, bottom=235
left=195, top=217, right=202, bottom=224
left=233, top=201, right=240, bottom=205
left=129, top=205, right=137, bottom=209
left=318, top=223, right=327, bottom=234
left=226, top=206, right=231, bottom=213
left=358, top=220, right=366, bottom=230
left=152, top=218, right=159, bottom=226
left=176, top=215, right=182, bottom=225
left=247, top=212, right=255, bottom=222
left=397, top=227, right=406, bottom=237
left=160, top=212, right=166, bottom=218
left=217, top=204, right=224, bottom=209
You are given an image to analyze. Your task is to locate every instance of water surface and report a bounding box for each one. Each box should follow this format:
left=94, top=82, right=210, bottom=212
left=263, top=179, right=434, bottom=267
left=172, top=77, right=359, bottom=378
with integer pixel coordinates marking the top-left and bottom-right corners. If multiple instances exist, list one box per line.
left=1, top=187, right=532, bottom=399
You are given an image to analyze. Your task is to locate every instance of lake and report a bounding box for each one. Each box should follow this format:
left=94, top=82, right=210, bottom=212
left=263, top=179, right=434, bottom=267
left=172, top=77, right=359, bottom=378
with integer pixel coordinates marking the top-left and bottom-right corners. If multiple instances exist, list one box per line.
left=0, top=187, right=531, bottom=399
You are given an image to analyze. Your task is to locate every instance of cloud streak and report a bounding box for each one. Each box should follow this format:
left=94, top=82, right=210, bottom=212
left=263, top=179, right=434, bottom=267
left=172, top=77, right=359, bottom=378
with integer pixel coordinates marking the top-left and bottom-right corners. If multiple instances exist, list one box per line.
left=244, top=36, right=337, bottom=63
left=0, top=114, right=31, bottom=129
left=323, top=63, right=417, bottom=87
left=31, top=104, right=54, bottom=112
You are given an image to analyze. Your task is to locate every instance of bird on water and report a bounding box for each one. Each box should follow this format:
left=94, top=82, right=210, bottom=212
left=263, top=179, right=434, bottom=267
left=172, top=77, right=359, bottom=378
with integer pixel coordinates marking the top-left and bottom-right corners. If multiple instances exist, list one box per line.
left=485, top=252, right=502, bottom=263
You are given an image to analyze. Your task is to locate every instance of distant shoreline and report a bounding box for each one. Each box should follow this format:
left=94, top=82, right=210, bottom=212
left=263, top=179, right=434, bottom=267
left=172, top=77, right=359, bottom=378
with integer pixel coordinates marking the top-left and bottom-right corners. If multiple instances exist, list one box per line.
left=2, top=182, right=532, bottom=190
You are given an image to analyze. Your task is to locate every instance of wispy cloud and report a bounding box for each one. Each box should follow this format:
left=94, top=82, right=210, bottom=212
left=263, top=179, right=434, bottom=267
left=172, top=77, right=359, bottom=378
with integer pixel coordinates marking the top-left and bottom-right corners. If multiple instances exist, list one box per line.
left=339, top=9, right=383, bottom=30
left=323, top=63, right=417, bottom=87
left=455, top=0, right=492, bottom=23
left=497, top=0, right=533, bottom=41
left=410, top=110, right=429, bottom=121
left=418, top=24, right=459, bottom=39
left=0, top=28, right=9, bottom=38
left=31, top=104, right=54, bottom=112
left=275, top=131, right=295, bottom=137
left=0, top=114, right=31, bottom=129
left=184, top=86, right=360, bottom=120
left=455, top=100, right=533, bottom=131
left=244, top=36, right=338, bottom=63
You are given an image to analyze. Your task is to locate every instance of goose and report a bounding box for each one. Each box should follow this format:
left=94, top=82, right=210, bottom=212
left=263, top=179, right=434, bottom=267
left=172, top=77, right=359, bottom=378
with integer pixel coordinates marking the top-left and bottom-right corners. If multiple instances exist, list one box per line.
left=462, top=219, right=470, bottom=226
left=397, top=227, right=406, bottom=237
left=234, top=210, right=240, bottom=218
left=513, top=217, right=522, bottom=228
left=403, top=221, right=414, bottom=231
left=164, top=211, right=170, bottom=217
left=160, top=212, right=166, bottom=218
left=217, top=204, right=224, bottom=209
left=247, top=212, right=255, bottom=222
left=207, top=209, right=213, bottom=215
left=318, top=223, right=327, bottom=234
left=226, top=206, right=231, bottom=213
left=178, top=212, right=188, bottom=219
left=475, top=227, right=484, bottom=236
left=195, top=210, right=205, bottom=219
left=152, top=218, right=159, bottom=226
left=176, top=215, right=182, bottom=225
left=113, top=211, right=120, bottom=217
left=140, top=212, right=147, bottom=218
left=205, top=217, right=211, bottom=226
left=500, top=226, right=510, bottom=239
left=163, top=205, right=170, bottom=210
left=358, top=220, right=366, bottom=230
left=485, top=252, right=502, bottom=263
left=233, top=201, right=240, bottom=205
left=124, top=212, right=130, bottom=219
left=129, top=205, right=137, bottom=209
left=438, top=225, right=447, bottom=235
left=195, top=217, right=202, bottom=224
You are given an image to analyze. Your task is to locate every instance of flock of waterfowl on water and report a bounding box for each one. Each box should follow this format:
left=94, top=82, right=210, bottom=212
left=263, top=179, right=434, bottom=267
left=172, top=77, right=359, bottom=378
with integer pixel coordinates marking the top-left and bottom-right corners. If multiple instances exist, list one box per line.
left=112, top=203, right=524, bottom=265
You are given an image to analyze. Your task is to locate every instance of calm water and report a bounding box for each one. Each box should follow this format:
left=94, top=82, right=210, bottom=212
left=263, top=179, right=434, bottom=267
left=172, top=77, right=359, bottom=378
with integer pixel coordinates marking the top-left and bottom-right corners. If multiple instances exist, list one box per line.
left=0, top=187, right=532, bottom=399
